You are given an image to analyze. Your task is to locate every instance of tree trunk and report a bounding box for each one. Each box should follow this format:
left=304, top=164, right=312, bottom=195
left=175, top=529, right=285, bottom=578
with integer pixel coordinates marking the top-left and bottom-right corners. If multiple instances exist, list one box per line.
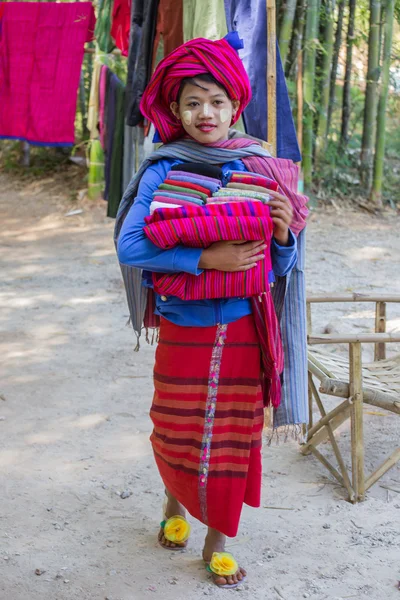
left=327, top=0, right=345, bottom=134
left=315, top=0, right=337, bottom=161
left=370, top=0, right=395, bottom=206
left=286, top=0, right=306, bottom=81
left=278, top=0, right=298, bottom=68
left=303, top=0, right=320, bottom=191
left=360, top=0, right=382, bottom=191
left=340, top=0, right=356, bottom=148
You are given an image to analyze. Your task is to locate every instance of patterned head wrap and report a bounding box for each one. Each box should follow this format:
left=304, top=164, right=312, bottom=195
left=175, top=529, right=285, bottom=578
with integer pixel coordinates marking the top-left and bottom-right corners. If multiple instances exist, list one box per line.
left=140, top=32, right=252, bottom=144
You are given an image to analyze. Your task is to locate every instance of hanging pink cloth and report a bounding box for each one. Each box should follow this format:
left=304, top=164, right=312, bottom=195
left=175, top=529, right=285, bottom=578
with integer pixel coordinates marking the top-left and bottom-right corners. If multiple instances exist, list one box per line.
left=0, top=2, right=95, bottom=146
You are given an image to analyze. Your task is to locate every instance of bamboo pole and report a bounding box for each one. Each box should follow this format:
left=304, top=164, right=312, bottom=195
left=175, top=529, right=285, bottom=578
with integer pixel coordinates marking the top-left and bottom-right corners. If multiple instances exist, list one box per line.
left=374, top=301, right=387, bottom=361
left=370, top=0, right=395, bottom=206
left=302, top=0, right=320, bottom=192
left=264, top=0, right=277, bottom=430
left=327, top=0, right=345, bottom=134
left=315, top=0, right=337, bottom=161
left=349, top=342, right=365, bottom=501
left=340, top=0, right=356, bottom=148
left=365, top=447, right=400, bottom=491
left=308, top=374, right=354, bottom=497
left=360, top=0, right=382, bottom=191
left=308, top=333, right=400, bottom=344
left=267, top=0, right=277, bottom=156
left=278, top=0, right=297, bottom=68
left=304, top=397, right=351, bottom=441
left=307, top=292, right=400, bottom=303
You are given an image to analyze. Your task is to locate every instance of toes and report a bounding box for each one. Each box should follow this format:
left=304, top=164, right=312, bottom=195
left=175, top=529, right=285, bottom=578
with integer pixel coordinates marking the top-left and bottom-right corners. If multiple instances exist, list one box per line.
left=213, top=568, right=245, bottom=588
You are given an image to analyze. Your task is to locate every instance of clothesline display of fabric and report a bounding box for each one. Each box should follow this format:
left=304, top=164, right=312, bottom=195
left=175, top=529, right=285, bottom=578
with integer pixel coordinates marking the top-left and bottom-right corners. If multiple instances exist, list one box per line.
left=123, top=0, right=300, bottom=162
left=0, top=2, right=95, bottom=146
left=224, top=0, right=301, bottom=161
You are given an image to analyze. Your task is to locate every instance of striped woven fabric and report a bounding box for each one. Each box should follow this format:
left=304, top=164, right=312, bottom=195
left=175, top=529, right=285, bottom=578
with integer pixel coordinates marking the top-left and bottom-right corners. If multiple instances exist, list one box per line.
left=158, top=183, right=209, bottom=202
left=145, top=200, right=272, bottom=245
left=152, top=195, right=204, bottom=207
left=144, top=201, right=284, bottom=408
left=168, top=170, right=221, bottom=187
left=164, top=179, right=212, bottom=196
left=227, top=182, right=277, bottom=194
left=228, top=171, right=279, bottom=191
left=150, top=201, right=180, bottom=214
left=151, top=315, right=264, bottom=537
left=212, top=188, right=271, bottom=203
left=152, top=191, right=206, bottom=205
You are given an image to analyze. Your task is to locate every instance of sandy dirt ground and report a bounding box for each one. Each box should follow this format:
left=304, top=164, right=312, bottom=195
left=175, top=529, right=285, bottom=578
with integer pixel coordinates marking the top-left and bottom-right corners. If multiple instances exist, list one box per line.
left=1, top=171, right=400, bottom=600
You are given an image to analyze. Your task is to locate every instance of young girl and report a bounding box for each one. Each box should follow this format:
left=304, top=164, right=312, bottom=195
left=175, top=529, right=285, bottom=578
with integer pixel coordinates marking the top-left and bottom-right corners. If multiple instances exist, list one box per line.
left=116, top=33, right=307, bottom=589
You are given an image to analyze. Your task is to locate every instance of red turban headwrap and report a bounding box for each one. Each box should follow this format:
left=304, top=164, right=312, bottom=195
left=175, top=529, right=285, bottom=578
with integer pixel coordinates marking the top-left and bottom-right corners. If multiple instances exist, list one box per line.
left=140, top=32, right=252, bottom=144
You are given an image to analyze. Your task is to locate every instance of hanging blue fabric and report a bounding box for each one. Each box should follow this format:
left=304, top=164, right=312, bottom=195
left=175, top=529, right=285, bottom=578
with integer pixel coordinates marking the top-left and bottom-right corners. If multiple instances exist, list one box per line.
left=224, top=0, right=301, bottom=162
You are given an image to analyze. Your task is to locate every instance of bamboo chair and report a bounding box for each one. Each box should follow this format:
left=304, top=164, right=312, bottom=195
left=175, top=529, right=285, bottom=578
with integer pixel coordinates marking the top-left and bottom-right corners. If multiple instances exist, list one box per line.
left=302, top=293, right=400, bottom=502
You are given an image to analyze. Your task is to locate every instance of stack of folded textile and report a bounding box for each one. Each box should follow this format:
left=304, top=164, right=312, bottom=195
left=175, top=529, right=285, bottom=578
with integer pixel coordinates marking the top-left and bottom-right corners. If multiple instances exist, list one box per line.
left=143, top=190, right=282, bottom=409
left=150, top=163, right=222, bottom=214
left=209, top=170, right=278, bottom=205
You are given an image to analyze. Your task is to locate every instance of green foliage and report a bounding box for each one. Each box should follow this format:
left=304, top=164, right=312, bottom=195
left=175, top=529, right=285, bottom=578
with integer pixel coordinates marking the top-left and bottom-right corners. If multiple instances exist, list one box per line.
left=0, top=141, right=83, bottom=181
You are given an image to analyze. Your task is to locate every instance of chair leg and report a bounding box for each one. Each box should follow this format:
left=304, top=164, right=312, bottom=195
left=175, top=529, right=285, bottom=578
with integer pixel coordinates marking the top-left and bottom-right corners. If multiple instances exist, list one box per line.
left=349, top=342, right=365, bottom=502
left=308, top=374, right=354, bottom=501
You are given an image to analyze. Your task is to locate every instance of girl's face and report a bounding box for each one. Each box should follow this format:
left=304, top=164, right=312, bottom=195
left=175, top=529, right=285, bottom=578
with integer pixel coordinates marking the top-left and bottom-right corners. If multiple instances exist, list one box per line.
left=170, top=80, right=239, bottom=144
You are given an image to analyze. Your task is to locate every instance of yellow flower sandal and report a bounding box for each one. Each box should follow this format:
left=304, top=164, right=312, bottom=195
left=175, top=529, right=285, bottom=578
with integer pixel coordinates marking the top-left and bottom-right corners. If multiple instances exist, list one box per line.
left=159, top=515, right=191, bottom=551
left=206, top=552, right=247, bottom=589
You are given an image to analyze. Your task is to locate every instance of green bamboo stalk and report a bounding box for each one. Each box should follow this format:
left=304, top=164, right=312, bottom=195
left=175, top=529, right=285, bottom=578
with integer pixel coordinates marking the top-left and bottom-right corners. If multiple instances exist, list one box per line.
left=360, top=0, right=382, bottom=191
left=340, top=0, right=356, bottom=148
left=370, top=0, right=395, bottom=206
left=327, top=0, right=345, bottom=134
left=315, top=0, right=337, bottom=161
left=303, top=0, right=320, bottom=191
left=278, top=0, right=298, bottom=67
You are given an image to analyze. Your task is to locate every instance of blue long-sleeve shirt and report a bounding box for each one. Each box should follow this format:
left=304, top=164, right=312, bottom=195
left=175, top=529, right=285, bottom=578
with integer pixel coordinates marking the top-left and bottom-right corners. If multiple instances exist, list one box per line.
left=117, top=158, right=297, bottom=327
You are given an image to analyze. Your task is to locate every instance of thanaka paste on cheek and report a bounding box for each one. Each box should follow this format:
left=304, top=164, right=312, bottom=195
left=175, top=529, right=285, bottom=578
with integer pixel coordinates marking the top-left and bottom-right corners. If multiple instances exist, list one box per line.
left=182, top=110, right=192, bottom=125
left=219, top=108, right=231, bottom=123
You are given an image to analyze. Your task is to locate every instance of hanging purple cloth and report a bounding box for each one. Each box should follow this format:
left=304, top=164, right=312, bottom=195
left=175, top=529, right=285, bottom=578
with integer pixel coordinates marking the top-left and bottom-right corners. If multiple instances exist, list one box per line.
left=224, top=0, right=301, bottom=162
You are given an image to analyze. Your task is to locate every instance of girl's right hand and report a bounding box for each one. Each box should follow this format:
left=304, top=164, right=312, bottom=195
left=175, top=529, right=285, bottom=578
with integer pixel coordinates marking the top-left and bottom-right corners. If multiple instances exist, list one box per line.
left=198, top=240, right=266, bottom=272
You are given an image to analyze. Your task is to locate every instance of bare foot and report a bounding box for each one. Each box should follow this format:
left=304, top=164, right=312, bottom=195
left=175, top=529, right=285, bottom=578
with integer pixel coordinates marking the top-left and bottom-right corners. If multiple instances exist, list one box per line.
left=158, top=491, right=188, bottom=550
left=202, top=528, right=247, bottom=587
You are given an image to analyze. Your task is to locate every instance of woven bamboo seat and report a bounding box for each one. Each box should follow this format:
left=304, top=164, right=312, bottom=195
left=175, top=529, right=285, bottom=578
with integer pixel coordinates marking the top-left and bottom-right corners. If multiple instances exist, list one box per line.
left=302, top=293, right=400, bottom=503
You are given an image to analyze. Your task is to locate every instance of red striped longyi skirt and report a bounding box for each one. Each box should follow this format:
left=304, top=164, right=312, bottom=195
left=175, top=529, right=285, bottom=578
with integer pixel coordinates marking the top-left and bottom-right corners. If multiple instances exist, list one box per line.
left=150, top=314, right=264, bottom=538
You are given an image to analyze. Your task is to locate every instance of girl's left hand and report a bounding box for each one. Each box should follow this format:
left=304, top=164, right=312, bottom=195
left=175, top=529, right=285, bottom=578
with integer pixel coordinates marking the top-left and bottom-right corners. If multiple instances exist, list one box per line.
left=268, top=190, right=293, bottom=246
